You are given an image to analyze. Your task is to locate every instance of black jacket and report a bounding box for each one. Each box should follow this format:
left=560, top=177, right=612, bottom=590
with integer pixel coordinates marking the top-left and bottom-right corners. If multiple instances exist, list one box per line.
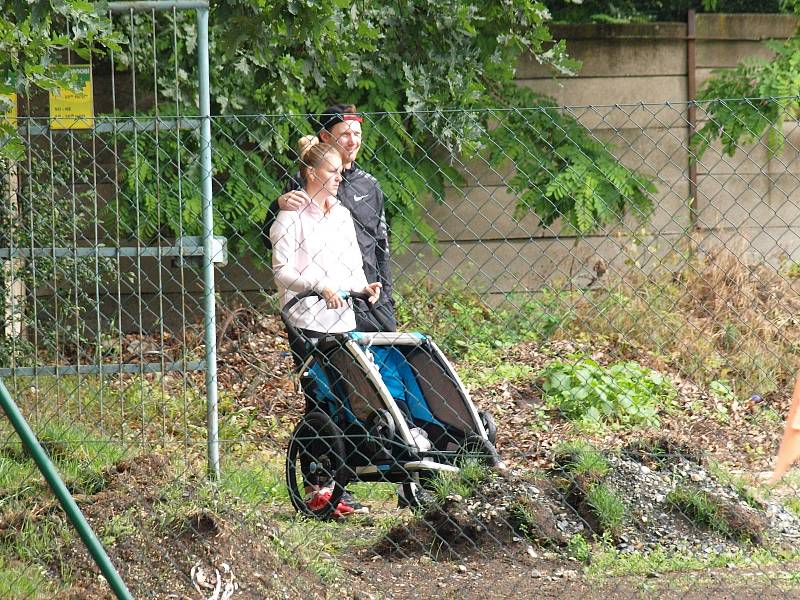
left=263, top=163, right=396, bottom=330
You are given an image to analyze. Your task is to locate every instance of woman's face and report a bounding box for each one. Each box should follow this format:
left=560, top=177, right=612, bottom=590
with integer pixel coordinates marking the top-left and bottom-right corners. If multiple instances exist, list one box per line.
left=312, top=151, right=343, bottom=198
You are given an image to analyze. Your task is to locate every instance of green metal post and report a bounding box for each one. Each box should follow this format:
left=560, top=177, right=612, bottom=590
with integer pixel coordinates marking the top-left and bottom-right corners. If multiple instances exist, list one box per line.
left=0, top=380, right=133, bottom=600
left=196, top=6, right=220, bottom=479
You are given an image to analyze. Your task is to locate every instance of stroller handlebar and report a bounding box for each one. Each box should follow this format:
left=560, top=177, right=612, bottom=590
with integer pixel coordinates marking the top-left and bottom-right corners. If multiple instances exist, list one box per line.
left=279, top=289, right=393, bottom=343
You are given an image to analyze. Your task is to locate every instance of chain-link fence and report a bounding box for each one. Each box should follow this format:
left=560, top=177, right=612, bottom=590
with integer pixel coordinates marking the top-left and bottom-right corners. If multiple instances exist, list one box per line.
left=3, top=8, right=800, bottom=599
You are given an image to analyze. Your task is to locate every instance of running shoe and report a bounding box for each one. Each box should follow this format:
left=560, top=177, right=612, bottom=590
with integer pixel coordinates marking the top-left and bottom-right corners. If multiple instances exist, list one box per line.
left=339, top=490, right=369, bottom=514
left=306, top=487, right=355, bottom=518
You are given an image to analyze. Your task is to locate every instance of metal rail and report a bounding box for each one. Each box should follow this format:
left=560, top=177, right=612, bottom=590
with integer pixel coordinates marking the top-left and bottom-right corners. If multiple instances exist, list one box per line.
left=107, top=1, right=208, bottom=13
left=0, top=361, right=205, bottom=378
left=0, top=236, right=228, bottom=264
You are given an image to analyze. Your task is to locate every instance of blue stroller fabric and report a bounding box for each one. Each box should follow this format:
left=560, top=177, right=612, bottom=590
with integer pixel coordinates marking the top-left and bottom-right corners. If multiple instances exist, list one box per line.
left=369, top=347, right=439, bottom=425
left=307, top=361, right=358, bottom=423
left=306, top=347, right=439, bottom=426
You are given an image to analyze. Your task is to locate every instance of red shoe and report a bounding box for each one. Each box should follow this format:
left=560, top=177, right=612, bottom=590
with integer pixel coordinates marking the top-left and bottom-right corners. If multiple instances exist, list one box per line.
left=306, top=487, right=355, bottom=518
left=332, top=501, right=355, bottom=519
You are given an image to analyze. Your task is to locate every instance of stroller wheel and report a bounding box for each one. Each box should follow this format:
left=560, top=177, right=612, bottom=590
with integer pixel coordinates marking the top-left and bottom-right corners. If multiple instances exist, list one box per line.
left=461, top=434, right=502, bottom=468
left=286, top=411, right=347, bottom=520
left=479, top=410, right=497, bottom=445
left=399, top=473, right=436, bottom=510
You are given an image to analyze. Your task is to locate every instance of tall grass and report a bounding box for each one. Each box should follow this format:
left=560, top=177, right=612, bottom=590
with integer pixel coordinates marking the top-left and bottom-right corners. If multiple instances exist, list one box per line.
left=547, top=245, right=800, bottom=398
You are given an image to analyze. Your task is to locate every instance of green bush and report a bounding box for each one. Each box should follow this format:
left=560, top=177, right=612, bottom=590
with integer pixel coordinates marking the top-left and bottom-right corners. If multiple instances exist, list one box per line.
left=540, top=355, right=676, bottom=428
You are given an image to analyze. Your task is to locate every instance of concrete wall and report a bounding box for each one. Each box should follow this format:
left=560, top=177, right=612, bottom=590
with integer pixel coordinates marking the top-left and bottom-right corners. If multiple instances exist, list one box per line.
left=394, top=13, right=800, bottom=296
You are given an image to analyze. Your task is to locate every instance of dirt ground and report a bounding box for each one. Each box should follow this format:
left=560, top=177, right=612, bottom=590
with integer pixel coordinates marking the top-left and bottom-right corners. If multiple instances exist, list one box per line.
left=24, top=312, right=800, bottom=599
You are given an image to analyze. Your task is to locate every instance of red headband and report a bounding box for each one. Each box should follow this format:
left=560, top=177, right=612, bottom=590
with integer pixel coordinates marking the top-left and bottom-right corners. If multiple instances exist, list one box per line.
left=342, top=115, right=363, bottom=122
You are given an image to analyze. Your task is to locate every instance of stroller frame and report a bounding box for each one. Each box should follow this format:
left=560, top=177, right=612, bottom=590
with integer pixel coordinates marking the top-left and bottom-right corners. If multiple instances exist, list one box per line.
left=282, top=291, right=500, bottom=519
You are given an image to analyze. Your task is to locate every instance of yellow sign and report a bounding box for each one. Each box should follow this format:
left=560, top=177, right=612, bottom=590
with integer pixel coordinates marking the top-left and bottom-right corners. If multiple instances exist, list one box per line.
left=1, top=73, right=16, bottom=126
left=49, top=65, right=94, bottom=130
left=0, top=93, right=16, bottom=127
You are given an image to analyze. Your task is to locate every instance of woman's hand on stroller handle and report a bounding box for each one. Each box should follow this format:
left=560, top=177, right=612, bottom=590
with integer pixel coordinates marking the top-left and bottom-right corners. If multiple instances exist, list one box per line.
left=320, top=287, right=347, bottom=309
left=321, top=283, right=380, bottom=308
left=280, top=288, right=393, bottom=336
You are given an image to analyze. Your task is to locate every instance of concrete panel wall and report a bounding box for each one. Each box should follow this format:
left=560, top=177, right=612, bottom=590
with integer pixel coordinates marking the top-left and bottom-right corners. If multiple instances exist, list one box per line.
left=405, top=13, right=800, bottom=295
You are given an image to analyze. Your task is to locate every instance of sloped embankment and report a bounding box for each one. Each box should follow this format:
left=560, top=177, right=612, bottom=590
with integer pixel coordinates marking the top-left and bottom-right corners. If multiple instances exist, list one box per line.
left=371, top=436, right=800, bottom=561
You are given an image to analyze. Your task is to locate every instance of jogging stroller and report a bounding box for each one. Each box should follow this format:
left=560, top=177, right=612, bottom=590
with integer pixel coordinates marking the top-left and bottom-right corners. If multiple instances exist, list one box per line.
left=282, top=290, right=502, bottom=520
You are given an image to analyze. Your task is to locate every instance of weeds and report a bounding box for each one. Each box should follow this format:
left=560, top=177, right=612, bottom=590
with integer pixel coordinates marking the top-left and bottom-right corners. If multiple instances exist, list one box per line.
left=100, top=509, right=138, bottom=546
left=541, top=355, right=675, bottom=428
left=459, top=363, right=533, bottom=390
left=394, top=277, right=568, bottom=364
left=554, top=246, right=800, bottom=397
left=567, top=533, right=591, bottom=563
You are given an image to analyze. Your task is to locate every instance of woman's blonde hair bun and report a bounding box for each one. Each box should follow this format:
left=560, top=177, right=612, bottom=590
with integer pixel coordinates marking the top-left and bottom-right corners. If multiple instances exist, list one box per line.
left=297, top=135, right=320, bottom=160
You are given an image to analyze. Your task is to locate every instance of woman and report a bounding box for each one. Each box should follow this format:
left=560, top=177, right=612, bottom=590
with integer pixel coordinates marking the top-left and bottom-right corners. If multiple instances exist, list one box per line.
left=270, top=136, right=382, bottom=517
left=270, top=136, right=382, bottom=354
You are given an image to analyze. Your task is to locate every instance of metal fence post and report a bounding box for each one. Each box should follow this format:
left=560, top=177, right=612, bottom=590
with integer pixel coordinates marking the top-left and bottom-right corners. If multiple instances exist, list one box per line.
left=0, top=380, right=133, bottom=600
left=196, top=5, right=219, bottom=480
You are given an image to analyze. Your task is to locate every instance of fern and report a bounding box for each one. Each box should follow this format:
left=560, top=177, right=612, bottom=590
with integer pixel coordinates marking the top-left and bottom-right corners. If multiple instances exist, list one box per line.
left=694, top=36, right=800, bottom=160
left=489, top=87, right=656, bottom=234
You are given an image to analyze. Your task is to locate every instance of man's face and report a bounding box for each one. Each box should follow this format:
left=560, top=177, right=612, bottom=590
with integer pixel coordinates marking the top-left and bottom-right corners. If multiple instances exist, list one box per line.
left=321, top=119, right=362, bottom=165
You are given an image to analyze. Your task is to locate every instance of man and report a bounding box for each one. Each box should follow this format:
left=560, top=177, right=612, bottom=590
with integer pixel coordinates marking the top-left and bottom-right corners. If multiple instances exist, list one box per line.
left=265, top=103, right=397, bottom=332
left=265, top=104, right=397, bottom=515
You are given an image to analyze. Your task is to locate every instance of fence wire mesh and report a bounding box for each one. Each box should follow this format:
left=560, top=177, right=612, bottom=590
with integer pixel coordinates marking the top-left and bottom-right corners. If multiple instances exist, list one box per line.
left=3, top=11, right=800, bottom=598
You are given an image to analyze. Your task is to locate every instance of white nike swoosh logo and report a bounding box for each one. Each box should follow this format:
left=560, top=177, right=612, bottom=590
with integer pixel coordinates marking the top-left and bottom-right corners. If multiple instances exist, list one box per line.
left=353, top=194, right=367, bottom=202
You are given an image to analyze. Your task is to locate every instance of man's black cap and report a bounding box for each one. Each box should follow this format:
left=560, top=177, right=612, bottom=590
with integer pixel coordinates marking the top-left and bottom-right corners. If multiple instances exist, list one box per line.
left=314, top=103, right=362, bottom=132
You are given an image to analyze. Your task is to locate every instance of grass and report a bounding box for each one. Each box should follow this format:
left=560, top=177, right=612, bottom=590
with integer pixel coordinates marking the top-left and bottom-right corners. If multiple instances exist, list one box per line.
left=220, top=455, right=288, bottom=509
left=0, top=557, right=59, bottom=600
left=665, top=485, right=759, bottom=541
left=428, top=456, right=492, bottom=503
left=706, top=459, right=763, bottom=509
left=0, top=419, right=144, bottom=598
left=587, top=544, right=800, bottom=580
left=0, top=422, right=129, bottom=503
left=586, top=483, right=626, bottom=534
left=785, top=497, right=800, bottom=518
left=553, top=440, right=610, bottom=479
left=269, top=518, right=351, bottom=583
left=667, top=486, right=729, bottom=535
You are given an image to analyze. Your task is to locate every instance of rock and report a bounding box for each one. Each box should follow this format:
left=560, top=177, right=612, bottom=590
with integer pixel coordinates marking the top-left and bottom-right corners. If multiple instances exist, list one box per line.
left=555, top=569, right=578, bottom=580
